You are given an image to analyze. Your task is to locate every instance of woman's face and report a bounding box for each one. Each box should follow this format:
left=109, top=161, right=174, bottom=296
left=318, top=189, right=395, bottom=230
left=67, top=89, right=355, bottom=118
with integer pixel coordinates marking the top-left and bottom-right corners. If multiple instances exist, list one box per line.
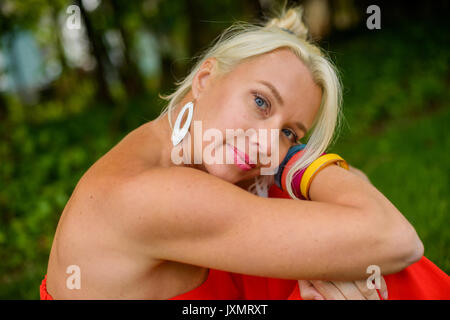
left=187, top=47, right=322, bottom=184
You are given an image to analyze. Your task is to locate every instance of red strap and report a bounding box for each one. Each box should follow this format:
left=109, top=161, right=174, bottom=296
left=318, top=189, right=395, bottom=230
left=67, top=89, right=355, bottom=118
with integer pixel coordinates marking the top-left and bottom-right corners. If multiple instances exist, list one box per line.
left=40, top=275, right=54, bottom=300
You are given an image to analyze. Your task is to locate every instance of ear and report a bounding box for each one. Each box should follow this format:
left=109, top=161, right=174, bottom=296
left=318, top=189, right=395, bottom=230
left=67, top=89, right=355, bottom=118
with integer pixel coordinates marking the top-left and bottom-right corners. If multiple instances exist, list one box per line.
left=191, top=58, right=217, bottom=101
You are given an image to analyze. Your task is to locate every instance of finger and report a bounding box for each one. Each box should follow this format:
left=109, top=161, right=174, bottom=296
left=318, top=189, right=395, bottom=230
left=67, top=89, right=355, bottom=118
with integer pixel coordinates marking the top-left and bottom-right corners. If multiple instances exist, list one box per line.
left=298, top=280, right=325, bottom=300
left=380, top=276, right=388, bottom=300
left=354, top=279, right=380, bottom=300
left=311, top=280, right=346, bottom=300
left=332, top=281, right=367, bottom=300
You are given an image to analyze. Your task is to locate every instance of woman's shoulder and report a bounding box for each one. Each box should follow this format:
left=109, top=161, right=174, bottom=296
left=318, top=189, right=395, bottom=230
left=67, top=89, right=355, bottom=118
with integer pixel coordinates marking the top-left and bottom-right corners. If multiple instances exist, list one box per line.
left=80, top=122, right=163, bottom=185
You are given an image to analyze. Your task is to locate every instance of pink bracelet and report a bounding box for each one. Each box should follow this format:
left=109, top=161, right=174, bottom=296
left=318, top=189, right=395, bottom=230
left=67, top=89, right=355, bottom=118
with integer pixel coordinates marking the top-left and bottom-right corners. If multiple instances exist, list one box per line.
left=278, top=145, right=326, bottom=199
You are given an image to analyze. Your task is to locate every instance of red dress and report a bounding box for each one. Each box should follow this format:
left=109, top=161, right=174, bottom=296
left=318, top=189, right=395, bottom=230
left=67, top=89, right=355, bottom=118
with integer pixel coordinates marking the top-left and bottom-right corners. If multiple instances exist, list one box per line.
left=169, top=269, right=300, bottom=300
left=40, top=184, right=450, bottom=300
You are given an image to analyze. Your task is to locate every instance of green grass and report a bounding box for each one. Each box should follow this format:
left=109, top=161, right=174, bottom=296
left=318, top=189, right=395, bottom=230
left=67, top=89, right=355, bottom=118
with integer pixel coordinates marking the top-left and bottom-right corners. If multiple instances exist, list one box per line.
left=329, top=106, right=450, bottom=273
left=326, top=21, right=449, bottom=273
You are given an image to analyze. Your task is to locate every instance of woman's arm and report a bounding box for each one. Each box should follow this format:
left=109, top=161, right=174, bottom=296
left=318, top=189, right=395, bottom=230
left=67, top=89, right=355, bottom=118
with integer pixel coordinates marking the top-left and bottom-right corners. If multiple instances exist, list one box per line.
left=300, top=164, right=390, bottom=299
left=108, top=165, right=423, bottom=281
left=348, top=164, right=371, bottom=183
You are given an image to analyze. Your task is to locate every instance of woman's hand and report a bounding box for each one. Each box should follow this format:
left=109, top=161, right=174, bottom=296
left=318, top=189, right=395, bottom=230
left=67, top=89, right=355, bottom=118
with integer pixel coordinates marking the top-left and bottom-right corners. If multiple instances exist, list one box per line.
left=298, top=167, right=388, bottom=300
left=298, top=278, right=388, bottom=300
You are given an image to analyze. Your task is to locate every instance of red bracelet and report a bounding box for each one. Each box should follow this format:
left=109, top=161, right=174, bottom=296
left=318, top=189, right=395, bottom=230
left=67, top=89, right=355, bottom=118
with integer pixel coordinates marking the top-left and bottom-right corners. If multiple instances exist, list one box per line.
left=281, top=149, right=327, bottom=199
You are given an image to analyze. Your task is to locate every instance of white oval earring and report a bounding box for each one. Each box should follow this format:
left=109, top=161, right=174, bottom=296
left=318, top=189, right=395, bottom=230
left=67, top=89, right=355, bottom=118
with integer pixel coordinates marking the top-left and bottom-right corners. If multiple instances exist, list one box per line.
left=171, top=101, right=194, bottom=146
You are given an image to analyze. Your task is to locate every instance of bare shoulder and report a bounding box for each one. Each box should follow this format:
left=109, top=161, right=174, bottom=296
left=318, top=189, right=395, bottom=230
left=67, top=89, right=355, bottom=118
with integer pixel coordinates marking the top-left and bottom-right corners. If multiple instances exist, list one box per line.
left=104, top=165, right=260, bottom=255
left=113, top=165, right=257, bottom=206
left=109, top=165, right=257, bottom=223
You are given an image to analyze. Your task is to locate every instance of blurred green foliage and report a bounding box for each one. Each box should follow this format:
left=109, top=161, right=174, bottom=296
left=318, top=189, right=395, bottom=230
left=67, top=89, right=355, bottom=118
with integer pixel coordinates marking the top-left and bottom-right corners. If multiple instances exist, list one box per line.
left=0, top=3, right=448, bottom=299
left=328, top=22, right=449, bottom=275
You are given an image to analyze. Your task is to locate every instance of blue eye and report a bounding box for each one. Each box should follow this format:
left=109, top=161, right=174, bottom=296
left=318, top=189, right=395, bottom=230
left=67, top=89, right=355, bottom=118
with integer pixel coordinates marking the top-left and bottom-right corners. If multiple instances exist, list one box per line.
left=282, top=128, right=298, bottom=142
left=253, top=94, right=269, bottom=110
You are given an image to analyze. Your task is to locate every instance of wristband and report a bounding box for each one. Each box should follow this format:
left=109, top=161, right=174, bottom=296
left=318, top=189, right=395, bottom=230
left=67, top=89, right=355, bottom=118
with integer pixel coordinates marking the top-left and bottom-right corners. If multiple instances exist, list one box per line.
left=274, top=144, right=306, bottom=191
left=300, top=153, right=349, bottom=200
left=274, top=144, right=324, bottom=199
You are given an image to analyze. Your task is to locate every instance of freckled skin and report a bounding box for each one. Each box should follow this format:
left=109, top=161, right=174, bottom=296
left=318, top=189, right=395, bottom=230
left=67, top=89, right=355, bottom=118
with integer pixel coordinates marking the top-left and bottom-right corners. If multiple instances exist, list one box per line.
left=45, top=48, right=323, bottom=299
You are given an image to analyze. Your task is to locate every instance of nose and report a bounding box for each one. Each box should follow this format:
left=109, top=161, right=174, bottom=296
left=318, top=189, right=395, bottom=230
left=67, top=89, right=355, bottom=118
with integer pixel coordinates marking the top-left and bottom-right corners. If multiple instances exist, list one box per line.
left=246, top=120, right=293, bottom=170
left=249, top=128, right=291, bottom=168
left=248, top=129, right=272, bottom=159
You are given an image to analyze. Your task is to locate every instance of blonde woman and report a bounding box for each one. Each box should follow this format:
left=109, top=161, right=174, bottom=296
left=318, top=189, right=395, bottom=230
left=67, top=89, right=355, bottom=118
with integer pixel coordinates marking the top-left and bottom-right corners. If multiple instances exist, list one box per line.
left=40, top=5, right=424, bottom=300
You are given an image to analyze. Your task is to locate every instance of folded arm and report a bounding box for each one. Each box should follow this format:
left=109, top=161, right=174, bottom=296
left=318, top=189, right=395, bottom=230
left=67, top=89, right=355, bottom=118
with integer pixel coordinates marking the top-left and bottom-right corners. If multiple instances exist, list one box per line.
left=109, top=165, right=423, bottom=281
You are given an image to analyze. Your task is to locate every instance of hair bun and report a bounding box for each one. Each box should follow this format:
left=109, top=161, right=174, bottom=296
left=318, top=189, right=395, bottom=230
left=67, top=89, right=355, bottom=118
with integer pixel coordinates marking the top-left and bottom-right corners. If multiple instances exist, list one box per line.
left=265, top=5, right=310, bottom=41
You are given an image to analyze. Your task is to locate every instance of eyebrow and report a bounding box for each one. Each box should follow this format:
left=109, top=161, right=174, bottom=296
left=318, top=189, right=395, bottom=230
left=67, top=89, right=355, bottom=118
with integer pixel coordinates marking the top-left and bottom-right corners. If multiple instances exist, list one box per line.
left=257, top=80, right=308, bottom=135
left=292, top=121, right=307, bottom=136
left=257, top=80, right=284, bottom=106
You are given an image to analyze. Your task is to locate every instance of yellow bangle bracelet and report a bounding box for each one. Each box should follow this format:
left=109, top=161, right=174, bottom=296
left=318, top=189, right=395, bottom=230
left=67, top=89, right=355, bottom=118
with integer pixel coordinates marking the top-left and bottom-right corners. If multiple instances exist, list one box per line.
left=300, top=153, right=349, bottom=200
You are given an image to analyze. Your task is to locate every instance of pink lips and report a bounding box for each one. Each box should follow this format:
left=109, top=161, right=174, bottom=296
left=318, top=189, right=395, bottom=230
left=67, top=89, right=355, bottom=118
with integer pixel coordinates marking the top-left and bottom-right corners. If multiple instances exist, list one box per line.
left=228, top=144, right=256, bottom=171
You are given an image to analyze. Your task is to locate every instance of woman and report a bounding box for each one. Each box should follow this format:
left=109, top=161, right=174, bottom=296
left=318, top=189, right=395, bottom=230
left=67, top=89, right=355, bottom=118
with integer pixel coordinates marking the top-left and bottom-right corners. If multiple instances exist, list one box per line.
left=41, top=5, right=425, bottom=300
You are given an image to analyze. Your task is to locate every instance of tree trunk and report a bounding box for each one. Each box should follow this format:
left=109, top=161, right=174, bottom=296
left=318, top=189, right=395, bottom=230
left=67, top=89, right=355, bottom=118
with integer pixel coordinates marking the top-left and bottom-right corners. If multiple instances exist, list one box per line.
left=75, top=0, right=113, bottom=104
left=109, top=0, right=145, bottom=97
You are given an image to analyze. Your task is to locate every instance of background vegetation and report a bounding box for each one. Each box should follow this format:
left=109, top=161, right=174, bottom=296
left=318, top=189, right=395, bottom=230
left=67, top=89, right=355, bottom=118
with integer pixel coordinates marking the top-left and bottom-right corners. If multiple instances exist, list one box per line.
left=0, top=0, right=448, bottom=299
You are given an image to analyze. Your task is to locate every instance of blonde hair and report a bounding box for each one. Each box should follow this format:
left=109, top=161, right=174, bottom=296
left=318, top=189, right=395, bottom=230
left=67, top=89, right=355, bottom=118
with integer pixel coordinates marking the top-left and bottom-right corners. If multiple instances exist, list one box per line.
left=157, top=4, right=343, bottom=199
